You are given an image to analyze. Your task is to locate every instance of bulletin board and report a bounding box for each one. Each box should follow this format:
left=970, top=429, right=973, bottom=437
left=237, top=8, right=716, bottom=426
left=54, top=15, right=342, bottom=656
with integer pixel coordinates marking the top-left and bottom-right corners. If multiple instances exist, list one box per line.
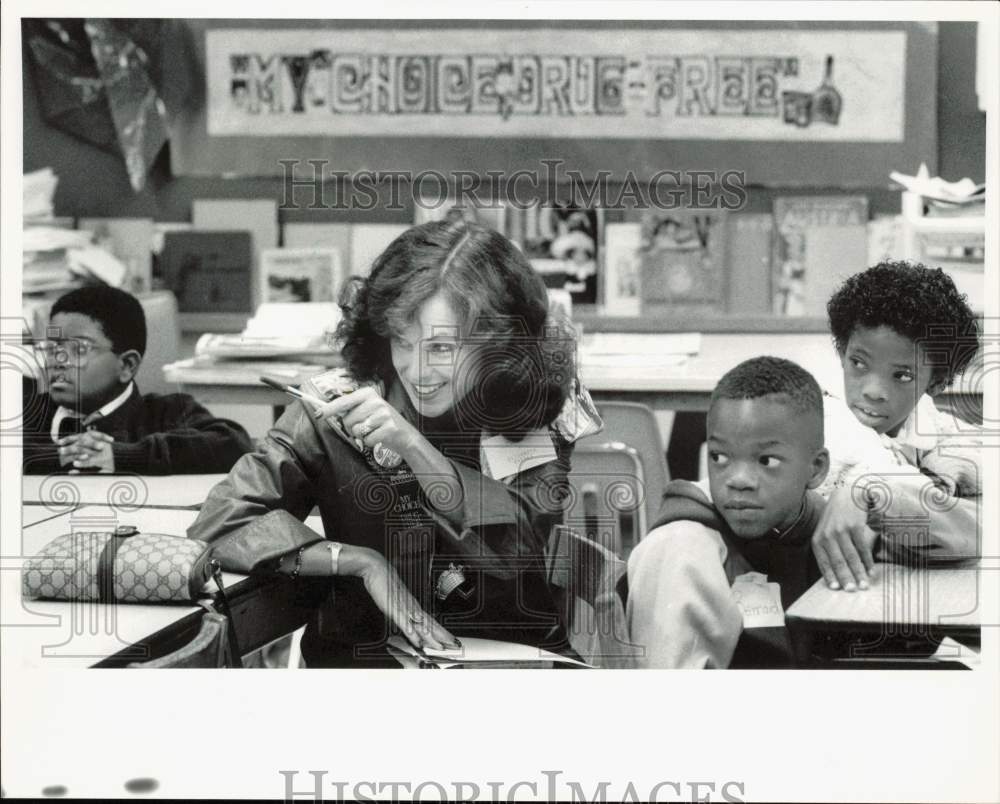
left=169, top=19, right=938, bottom=188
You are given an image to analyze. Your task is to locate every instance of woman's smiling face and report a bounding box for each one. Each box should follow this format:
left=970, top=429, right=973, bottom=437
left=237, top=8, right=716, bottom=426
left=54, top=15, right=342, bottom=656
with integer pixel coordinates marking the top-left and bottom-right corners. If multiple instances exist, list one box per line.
left=390, top=292, right=478, bottom=418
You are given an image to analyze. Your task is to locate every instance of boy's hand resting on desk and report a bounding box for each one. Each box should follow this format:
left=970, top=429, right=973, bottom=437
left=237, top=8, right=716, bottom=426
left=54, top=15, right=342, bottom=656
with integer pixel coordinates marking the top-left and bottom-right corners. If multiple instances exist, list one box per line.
left=313, top=387, right=421, bottom=461
left=812, top=484, right=877, bottom=592
left=58, top=431, right=115, bottom=473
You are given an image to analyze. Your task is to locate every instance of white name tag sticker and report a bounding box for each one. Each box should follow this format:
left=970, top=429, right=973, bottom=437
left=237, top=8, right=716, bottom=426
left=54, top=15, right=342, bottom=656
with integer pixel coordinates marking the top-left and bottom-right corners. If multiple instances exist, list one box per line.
left=732, top=572, right=785, bottom=628
left=480, top=432, right=557, bottom=482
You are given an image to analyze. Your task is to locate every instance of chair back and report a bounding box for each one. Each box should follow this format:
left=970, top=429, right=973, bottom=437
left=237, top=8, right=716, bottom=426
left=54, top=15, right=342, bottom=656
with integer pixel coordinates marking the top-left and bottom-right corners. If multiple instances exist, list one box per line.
left=129, top=613, right=233, bottom=668
left=565, top=443, right=647, bottom=559
left=570, top=402, right=670, bottom=558
left=547, top=525, right=639, bottom=668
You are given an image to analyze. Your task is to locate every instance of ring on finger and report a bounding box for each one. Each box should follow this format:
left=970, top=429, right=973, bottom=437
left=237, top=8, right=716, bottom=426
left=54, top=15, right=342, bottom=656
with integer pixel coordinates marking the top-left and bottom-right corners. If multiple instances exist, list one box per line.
left=356, top=417, right=375, bottom=437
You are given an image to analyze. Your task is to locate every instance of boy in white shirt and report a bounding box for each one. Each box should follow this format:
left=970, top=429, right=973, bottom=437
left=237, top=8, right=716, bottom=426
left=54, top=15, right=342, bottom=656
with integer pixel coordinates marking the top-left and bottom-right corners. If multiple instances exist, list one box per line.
left=814, top=260, right=981, bottom=591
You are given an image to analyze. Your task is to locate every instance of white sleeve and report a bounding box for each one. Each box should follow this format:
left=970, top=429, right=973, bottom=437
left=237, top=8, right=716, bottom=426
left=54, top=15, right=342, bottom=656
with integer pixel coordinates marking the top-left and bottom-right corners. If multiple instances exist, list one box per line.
left=626, top=521, right=743, bottom=669
left=819, top=394, right=916, bottom=499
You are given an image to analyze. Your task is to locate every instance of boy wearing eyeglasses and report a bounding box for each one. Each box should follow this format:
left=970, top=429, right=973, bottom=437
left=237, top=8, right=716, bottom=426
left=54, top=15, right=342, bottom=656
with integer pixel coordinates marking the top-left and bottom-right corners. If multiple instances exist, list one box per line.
left=23, top=286, right=253, bottom=475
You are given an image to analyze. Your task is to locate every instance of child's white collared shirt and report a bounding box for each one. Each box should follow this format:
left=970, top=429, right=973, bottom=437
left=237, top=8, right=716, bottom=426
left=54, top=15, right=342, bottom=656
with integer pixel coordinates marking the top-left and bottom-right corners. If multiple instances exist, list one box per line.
left=49, top=382, right=135, bottom=443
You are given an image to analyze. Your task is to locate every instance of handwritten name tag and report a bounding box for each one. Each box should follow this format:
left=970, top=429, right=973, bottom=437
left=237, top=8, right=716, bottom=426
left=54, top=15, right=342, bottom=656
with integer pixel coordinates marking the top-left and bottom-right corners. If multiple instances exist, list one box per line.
left=732, top=572, right=785, bottom=628
left=480, top=431, right=557, bottom=482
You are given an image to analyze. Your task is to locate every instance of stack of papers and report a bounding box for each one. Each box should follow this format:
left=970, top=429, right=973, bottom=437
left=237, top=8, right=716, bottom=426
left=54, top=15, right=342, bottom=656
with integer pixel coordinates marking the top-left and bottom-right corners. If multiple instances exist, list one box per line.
left=22, top=226, right=90, bottom=294
left=162, top=357, right=327, bottom=386
left=890, top=163, right=985, bottom=215
left=579, top=332, right=701, bottom=371
left=23, top=168, right=58, bottom=222
left=386, top=636, right=592, bottom=668
left=23, top=207, right=128, bottom=293
left=193, top=303, right=342, bottom=362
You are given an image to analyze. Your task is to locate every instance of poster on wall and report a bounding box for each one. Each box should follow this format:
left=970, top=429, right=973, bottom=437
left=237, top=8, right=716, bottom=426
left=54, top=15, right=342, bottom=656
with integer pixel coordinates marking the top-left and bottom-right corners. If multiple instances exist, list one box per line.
left=206, top=28, right=907, bottom=141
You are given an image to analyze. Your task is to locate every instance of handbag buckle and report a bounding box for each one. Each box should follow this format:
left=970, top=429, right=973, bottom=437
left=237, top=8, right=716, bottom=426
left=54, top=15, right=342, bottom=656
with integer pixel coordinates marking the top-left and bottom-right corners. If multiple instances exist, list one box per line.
left=114, top=525, right=139, bottom=537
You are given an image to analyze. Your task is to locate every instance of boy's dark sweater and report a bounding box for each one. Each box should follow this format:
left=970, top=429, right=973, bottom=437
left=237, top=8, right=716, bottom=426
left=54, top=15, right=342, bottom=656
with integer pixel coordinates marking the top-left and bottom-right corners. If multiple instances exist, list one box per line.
left=22, top=383, right=254, bottom=475
left=651, top=479, right=826, bottom=667
left=650, top=479, right=824, bottom=608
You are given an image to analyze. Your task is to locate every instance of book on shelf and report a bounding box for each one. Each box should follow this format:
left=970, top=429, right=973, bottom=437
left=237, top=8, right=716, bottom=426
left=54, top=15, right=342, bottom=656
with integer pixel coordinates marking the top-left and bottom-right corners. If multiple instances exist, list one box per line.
left=772, top=196, right=868, bottom=316
left=259, top=247, right=343, bottom=304
left=602, top=222, right=642, bottom=316
left=638, top=210, right=727, bottom=314
left=726, top=213, right=773, bottom=315
left=161, top=231, right=255, bottom=313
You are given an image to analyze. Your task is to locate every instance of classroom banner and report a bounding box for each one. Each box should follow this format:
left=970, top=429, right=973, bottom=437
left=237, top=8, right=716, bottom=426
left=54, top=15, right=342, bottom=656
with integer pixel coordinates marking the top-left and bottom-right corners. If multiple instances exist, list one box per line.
left=206, top=28, right=906, bottom=141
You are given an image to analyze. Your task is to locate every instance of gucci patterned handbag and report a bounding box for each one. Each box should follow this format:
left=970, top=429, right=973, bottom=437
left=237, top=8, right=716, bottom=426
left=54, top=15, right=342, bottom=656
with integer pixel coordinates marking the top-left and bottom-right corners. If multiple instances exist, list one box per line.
left=22, top=526, right=214, bottom=603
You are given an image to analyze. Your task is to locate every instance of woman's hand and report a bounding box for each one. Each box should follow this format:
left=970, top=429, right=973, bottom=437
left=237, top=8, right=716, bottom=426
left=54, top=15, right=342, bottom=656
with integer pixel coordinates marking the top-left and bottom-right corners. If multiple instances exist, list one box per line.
left=313, top=387, right=422, bottom=461
left=811, top=484, right=877, bottom=592
left=355, top=550, right=460, bottom=652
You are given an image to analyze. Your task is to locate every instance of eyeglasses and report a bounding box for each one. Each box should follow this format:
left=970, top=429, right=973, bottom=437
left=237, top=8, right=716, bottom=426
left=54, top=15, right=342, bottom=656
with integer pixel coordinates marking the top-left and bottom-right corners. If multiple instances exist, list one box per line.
left=34, top=338, right=115, bottom=364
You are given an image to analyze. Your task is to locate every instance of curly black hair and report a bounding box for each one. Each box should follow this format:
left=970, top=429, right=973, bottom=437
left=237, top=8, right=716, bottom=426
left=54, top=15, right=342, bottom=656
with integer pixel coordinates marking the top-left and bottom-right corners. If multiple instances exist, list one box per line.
left=827, top=260, right=979, bottom=392
left=334, top=220, right=575, bottom=440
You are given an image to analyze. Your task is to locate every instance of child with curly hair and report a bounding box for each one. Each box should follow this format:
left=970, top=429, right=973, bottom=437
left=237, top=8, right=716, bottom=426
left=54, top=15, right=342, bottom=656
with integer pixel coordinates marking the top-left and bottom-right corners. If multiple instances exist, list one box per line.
left=813, top=260, right=982, bottom=593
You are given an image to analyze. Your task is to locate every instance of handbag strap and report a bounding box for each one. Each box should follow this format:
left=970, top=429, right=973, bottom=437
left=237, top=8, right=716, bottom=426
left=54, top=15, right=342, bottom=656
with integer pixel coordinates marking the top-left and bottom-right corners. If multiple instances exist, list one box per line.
left=209, top=559, right=245, bottom=668
left=96, top=526, right=140, bottom=603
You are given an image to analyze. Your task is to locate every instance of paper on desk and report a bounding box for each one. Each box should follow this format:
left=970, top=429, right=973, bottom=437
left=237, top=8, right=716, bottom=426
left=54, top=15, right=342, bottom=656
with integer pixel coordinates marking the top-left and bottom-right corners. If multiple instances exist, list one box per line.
left=932, top=636, right=980, bottom=669
left=24, top=168, right=59, bottom=220
left=193, top=333, right=332, bottom=359
left=424, top=637, right=591, bottom=667
left=243, top=302, right=341, bottom=338
left=162, top=357, right=327, bottom=385
left=66, top=245, right=128, bottom=288
left=889, top=163, right=985, bottom=204
left=581, top=332, right=701, bottom=356
left=22, top=226, right=92, bottom=254
left=388, top=636, right=591, bottom=667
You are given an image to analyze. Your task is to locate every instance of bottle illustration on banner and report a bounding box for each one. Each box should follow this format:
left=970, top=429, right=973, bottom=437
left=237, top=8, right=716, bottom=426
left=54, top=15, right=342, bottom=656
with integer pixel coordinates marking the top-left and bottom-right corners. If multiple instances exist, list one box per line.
left=812, top=56, right=842, bottom=124
left=781, top=54, right=842, bottom=128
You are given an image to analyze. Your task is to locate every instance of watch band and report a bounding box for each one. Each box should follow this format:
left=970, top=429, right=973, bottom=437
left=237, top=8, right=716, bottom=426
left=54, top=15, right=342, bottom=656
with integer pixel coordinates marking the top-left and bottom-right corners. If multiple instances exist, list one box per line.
left=327, top=541, right=343, bottom=577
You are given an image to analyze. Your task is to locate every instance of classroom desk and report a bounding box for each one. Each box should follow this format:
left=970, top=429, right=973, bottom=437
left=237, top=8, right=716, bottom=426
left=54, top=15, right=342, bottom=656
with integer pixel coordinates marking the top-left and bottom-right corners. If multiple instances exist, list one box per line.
left=164, top=333, right=979, bottom=415
left=786, top=562, right=982, bottom=668
left=21, top=473, right=228, bottom=510
left=9, top=504, right=327, bottom=669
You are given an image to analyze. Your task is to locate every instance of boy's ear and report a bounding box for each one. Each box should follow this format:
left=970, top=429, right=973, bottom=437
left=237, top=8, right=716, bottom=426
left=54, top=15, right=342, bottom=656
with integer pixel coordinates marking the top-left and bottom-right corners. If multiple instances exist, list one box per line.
left=117, top=350, right=142, bottom=383
left=806, top=446, right=830, bottom=490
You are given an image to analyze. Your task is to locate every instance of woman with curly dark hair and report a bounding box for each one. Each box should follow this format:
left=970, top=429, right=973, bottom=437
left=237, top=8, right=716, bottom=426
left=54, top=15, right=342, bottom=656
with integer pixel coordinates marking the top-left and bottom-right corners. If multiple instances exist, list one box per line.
left=190, top=220, right=600, bottom=667
left=812, top=260, right=982, bottom=595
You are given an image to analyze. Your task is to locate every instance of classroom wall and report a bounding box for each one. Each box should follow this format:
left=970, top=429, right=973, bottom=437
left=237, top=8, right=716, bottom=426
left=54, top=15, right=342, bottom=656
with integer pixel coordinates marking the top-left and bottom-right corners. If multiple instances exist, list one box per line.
left=937, top=22, right=987, bottom=184
left=19, top=20, right=986, bottom=444
left=23, top=22, right=985, bottom=219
